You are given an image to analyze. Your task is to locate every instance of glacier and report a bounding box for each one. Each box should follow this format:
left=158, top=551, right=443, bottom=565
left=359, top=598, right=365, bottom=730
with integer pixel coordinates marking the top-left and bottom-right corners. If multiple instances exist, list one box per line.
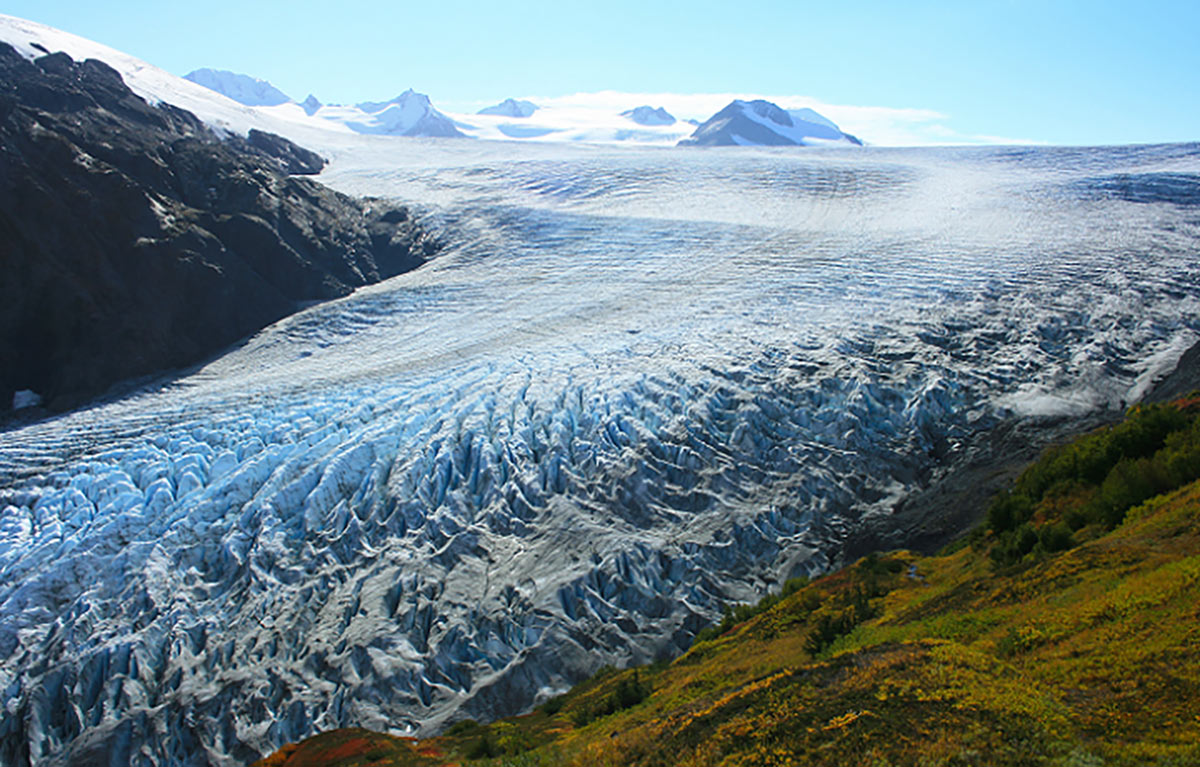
left=2, top=140, right=1200, bottom=767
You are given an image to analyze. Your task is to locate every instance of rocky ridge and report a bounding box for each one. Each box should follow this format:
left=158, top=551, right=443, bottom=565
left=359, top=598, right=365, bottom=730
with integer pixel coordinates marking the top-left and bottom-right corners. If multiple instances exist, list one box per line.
left=0, top=43, right=440, bottom=412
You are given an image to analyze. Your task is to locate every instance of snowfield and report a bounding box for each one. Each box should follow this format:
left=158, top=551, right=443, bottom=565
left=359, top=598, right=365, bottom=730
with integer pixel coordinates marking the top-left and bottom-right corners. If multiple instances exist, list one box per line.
left=3, top=12, right=1200, bottom=767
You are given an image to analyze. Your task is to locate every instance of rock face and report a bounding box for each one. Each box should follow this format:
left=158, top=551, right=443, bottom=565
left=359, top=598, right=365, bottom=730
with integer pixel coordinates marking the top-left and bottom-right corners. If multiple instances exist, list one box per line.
left=0, top=43, right=440, bottom=411
left=679, top=99, right=862, bottom=147
left=245, top=128, right=325, bottom=174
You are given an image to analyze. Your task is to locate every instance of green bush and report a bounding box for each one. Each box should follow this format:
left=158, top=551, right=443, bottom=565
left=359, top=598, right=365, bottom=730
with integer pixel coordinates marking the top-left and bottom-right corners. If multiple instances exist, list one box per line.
left=782, top=575, right=810, bottom=597
left=466, top=735, right=497, bottom=759
left=445, top=719, right=480, bottom=736
left=691, top=575, right=812, bottom=647
left=985, top=399, right=1200, bottom=566
left=1037, top=521, right=1073, bottom=554
left=570, top=670, right=650, bottom=727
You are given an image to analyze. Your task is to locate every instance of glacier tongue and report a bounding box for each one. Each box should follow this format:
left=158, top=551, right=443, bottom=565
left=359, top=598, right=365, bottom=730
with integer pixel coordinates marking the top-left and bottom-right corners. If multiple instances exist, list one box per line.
left=2, top=142, right=1200, bottom=766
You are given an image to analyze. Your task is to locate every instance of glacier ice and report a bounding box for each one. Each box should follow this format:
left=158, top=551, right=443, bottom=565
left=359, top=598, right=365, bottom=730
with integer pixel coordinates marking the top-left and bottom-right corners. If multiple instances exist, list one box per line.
left=2, top=141, right=1200, bottom=766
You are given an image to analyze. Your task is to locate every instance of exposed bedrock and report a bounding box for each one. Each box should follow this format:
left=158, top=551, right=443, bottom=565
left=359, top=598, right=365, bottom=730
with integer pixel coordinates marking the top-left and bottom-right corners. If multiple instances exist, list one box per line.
left=0, top=44, right=440, bottom=412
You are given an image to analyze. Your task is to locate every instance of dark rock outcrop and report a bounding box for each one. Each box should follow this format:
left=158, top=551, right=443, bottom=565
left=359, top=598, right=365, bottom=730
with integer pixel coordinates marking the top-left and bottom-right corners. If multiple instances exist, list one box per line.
left=1139, top=340, right=1200, bottom=404
left=0, top=43, right=440, bottom=411
left=246, top=128, right=325, bottom=175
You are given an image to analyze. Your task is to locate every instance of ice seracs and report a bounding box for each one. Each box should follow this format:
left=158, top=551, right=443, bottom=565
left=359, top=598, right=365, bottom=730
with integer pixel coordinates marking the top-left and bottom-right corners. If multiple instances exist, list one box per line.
left=184, top=67, right=293, bottom=106
left=679, top=99, right=862, bottom=146
left=478, top=98, right=538, bottom=118
left=621, top=105, right=676, bottom=126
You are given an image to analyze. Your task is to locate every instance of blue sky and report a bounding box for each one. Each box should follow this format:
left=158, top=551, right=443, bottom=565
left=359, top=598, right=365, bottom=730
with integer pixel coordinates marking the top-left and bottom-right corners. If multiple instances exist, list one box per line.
left=5, top=0, right=1198, bottom=146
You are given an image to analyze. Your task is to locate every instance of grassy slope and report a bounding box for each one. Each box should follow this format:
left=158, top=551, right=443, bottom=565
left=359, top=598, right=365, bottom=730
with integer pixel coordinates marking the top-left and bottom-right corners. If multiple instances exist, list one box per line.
left=253, top=404, right=1200, bottom=767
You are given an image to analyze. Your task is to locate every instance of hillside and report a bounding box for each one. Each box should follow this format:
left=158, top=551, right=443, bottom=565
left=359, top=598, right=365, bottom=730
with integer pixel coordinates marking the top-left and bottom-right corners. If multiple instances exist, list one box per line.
left=253, top=397, right=1200, bottom=766
left=0, top=42, right=438, bottom=412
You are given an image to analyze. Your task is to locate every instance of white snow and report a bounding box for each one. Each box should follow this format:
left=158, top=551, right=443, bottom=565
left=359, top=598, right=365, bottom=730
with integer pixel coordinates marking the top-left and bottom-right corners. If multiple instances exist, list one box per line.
left=449, top=103, right=695, bottom=144
left=790, top=107, right=839, bottom=131
left=184, top=68, right=293, bottom=107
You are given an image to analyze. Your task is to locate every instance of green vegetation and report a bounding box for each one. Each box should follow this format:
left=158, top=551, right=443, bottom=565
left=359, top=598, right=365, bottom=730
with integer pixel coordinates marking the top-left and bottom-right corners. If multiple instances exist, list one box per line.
left=988, top=398, right=1200, bottom=564
left=254, top=397, right=1200, bottom=767
left=691, top=574, right=810, bottom=645
left=569, top=669, right=651, bottom=727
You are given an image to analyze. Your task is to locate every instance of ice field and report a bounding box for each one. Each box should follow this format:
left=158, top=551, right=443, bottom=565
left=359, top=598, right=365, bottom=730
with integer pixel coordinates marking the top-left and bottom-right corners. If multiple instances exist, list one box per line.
left=2, top=140, right=1200, bottom=766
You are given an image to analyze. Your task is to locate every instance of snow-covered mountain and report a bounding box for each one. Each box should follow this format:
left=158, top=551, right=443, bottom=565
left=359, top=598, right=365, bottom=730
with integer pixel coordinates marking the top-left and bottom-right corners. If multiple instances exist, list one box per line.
left=300, top=93, right=321, bottom=115
left=679, top=99, right=862, bottom=147
left=184, top=67, right=293, bottom=106
left=178, top=64, right=466, bottom=139
left=314, top=90, right=466, bottom=137
left=0, top=13, right=357, bottom=149
left=622, top=105, right=676, bottom=126
left=478, top=97, right=538, bottom=118
left=0, top=14, right=869, bottom=150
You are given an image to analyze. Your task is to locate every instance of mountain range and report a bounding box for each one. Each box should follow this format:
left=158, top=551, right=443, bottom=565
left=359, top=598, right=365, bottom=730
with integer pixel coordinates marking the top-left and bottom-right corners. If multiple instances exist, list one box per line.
left=184, top=68, right=292, bottom=107
left=179, top=66, right=861, bottom=147
left=0, top=15, right=863, bottom=150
